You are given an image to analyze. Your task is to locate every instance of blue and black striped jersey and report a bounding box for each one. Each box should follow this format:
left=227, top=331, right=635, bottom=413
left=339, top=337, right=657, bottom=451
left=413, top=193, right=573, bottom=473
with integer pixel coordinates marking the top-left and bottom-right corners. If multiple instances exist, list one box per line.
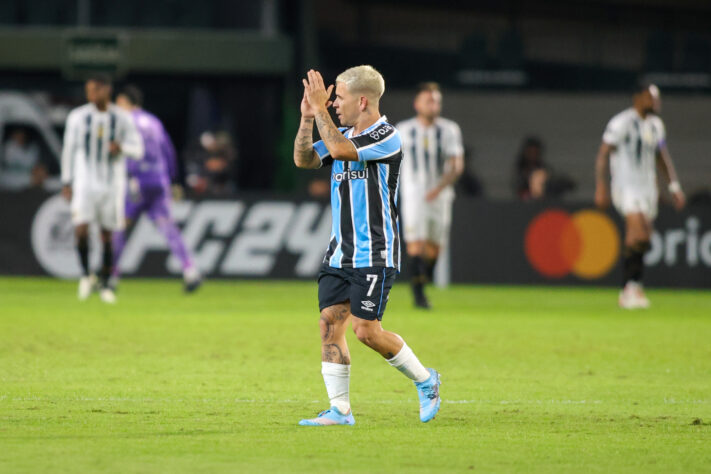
left=313, top=116, right=402, bottom=270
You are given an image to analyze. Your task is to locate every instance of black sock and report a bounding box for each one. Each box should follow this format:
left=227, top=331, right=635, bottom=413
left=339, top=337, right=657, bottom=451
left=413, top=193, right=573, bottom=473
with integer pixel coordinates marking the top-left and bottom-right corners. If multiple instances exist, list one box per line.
left=633, top=241, right=650, bottom=282
left=425, top=257, right=437, bottom=282
left=631, top=252, right=643, bottom=282
left=77, top=236, right=90, bottom=276
left=622, top=242, right=649, bottom=287
left=101, top=240, right=113, bottom=288
left=410, top=256, right=427, bottom=296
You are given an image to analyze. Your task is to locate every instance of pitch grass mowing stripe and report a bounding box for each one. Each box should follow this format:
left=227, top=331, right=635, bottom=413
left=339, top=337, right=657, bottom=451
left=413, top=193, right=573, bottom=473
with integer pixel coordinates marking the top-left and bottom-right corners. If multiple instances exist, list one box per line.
left=1, top=277, right=710, bottom=474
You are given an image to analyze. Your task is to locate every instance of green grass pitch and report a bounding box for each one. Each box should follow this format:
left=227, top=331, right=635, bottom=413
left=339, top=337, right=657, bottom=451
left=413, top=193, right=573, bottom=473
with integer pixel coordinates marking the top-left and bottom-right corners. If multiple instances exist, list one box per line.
left=1, top=277, right=710, bottom=473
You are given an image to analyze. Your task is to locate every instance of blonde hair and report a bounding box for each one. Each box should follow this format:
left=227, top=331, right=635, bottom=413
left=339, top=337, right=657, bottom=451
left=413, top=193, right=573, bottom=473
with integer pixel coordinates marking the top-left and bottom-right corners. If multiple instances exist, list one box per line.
left=336, top=65, right=385, bottom=100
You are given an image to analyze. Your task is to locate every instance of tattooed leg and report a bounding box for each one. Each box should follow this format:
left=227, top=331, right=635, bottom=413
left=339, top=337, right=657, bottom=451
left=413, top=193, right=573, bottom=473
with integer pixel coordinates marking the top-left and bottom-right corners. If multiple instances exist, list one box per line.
left=315, top=303, right=353, bottom=416
left=319, top=303, right=351, bottom=364
left=322, top=344, right=349, bottom=365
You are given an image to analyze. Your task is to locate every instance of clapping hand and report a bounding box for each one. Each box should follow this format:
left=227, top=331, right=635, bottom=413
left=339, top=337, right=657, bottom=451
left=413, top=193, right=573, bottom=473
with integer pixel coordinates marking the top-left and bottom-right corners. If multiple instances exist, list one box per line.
left=302, top=69, right=333, bottom=117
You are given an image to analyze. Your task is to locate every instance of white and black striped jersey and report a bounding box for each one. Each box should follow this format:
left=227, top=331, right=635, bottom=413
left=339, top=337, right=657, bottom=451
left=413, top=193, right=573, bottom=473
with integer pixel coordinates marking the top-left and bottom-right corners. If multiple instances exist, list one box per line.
left=397, top=117, right=463, bottom=195
left=313, top=116, right=402, bottom=269
left=61, top=103, right=144, bottom=191
left=602, top=108, right=665, bottom=193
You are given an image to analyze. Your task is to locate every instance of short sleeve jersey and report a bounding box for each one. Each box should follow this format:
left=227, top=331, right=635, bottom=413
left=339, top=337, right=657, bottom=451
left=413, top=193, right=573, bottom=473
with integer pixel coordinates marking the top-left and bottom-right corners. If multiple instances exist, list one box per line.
left=603, top=108, right=665, bottom=192
left=397, top=116, right=464, bottom=196
left=313, top=116, right=402, bottom=269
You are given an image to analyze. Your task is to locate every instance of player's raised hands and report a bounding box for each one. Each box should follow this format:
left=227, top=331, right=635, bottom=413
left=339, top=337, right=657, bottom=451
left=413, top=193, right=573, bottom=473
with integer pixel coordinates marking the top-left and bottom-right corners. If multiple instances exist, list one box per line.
left=302, top=69, right=333, bottom=116
left=300, top=89, right=314, bottom=119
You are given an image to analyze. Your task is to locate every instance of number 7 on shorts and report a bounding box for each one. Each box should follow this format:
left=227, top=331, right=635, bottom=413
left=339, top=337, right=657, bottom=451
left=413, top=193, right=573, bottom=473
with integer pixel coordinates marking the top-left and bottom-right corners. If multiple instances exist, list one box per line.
left=366, top=274, right=378, bottom=297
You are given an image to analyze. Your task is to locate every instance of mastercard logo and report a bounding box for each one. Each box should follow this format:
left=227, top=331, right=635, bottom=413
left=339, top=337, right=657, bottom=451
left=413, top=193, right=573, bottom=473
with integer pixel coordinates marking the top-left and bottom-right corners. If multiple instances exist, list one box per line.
left=524, top=209, right=620, bottom=279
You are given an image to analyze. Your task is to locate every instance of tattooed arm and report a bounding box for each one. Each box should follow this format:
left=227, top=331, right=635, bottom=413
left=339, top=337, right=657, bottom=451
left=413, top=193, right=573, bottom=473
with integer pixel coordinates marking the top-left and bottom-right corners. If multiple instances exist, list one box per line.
left=313, top=109, right=358, bottom=161
left=303, top=69, right=359, bottom=161
left=293, top=116, right=321, bottom=169
left=320, top=304, right=351, bottom=365
left=426, top=154, right=464, bottom=202
left=594, top=142, right=612, bottom=209
left=656, top=143, right=686, bottom=211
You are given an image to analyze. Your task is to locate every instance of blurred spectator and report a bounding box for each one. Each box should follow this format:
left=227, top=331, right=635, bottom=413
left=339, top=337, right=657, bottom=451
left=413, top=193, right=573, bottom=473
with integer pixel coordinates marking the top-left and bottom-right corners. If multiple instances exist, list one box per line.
left=513, top=136, right=547, bottom=200
left=456, top=146, right=484, bottom=197
left=185, top=130, right=236, bottom=196
left=308, top=177, right=330, bottom=200
left=0, top=127, right=46, bottom=191
left=513, top=136, right=576, bottom=200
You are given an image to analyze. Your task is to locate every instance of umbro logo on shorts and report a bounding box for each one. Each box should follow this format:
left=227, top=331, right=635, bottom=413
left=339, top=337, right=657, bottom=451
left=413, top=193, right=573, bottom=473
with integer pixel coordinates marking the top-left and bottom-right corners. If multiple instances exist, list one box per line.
left=360, top=300, right=376, bottom=312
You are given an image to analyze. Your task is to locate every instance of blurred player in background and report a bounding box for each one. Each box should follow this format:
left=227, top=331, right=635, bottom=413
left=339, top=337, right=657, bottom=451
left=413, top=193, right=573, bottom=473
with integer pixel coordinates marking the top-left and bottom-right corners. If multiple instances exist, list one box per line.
left=294, top=66, right=441, bottom=426
left=595, top=83, right=685, bottom=309
left=112, top=86, right=202, bottom=292
left=61, top=74, right=144, bottom=303
left=397, top=82, right=464, bottom=309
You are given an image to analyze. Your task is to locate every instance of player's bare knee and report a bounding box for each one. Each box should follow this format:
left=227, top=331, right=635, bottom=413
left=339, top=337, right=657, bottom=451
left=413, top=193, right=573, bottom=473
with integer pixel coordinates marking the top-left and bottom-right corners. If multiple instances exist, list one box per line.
left=319, top=312, right=334, bottom=341
left=353, top=323, right=377, bottom=347
left=320, top=306, right=340, bottom=325
left=353, top=326, right=371, bottom=345
left=626, top=229, right=649, bottom=249
left=407, top=242, right=424, bottom=257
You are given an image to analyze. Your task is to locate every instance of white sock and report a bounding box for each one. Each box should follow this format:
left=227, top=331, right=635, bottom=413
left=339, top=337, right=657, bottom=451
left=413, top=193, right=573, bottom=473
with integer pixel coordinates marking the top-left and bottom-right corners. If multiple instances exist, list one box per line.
left=321, top=362, right=351, bottom=414
left=387, top=343, right=430, bottom=383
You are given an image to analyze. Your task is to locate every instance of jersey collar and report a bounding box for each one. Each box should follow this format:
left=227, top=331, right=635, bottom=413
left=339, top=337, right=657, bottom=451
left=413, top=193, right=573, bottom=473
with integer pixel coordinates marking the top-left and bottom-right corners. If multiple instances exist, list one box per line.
left=415, top=116, right=439, bottom=129
left=89, top=102, right=112, bottom=114
left=347, top=115, right=387, bottom=138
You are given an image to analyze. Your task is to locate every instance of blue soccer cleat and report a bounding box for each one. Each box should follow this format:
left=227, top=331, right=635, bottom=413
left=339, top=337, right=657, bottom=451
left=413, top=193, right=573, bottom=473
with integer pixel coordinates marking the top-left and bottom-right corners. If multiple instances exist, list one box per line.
left=298, top=407, right=355, bottom=426
left=415, top=368, right=441, bottom=423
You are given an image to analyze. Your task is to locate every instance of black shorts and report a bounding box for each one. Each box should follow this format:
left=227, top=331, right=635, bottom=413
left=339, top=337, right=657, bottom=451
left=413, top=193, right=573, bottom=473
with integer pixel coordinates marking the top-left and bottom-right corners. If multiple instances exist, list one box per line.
left=318, top=263, right=397, bottom=321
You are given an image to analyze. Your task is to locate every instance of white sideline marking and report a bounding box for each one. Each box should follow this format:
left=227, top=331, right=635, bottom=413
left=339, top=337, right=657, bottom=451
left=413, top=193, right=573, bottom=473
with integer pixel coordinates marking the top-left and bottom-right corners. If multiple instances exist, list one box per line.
left=1, top=396, right=708, bottom=405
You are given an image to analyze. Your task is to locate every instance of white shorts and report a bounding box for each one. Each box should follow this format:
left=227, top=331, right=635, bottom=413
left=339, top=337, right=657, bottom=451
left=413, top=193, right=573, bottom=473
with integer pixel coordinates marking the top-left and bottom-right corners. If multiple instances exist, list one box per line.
left=612, top=187, right=658, bottom=221
left=401, top=189, right=453, bottom=244
left=71, top=186, right=125, bottom=231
